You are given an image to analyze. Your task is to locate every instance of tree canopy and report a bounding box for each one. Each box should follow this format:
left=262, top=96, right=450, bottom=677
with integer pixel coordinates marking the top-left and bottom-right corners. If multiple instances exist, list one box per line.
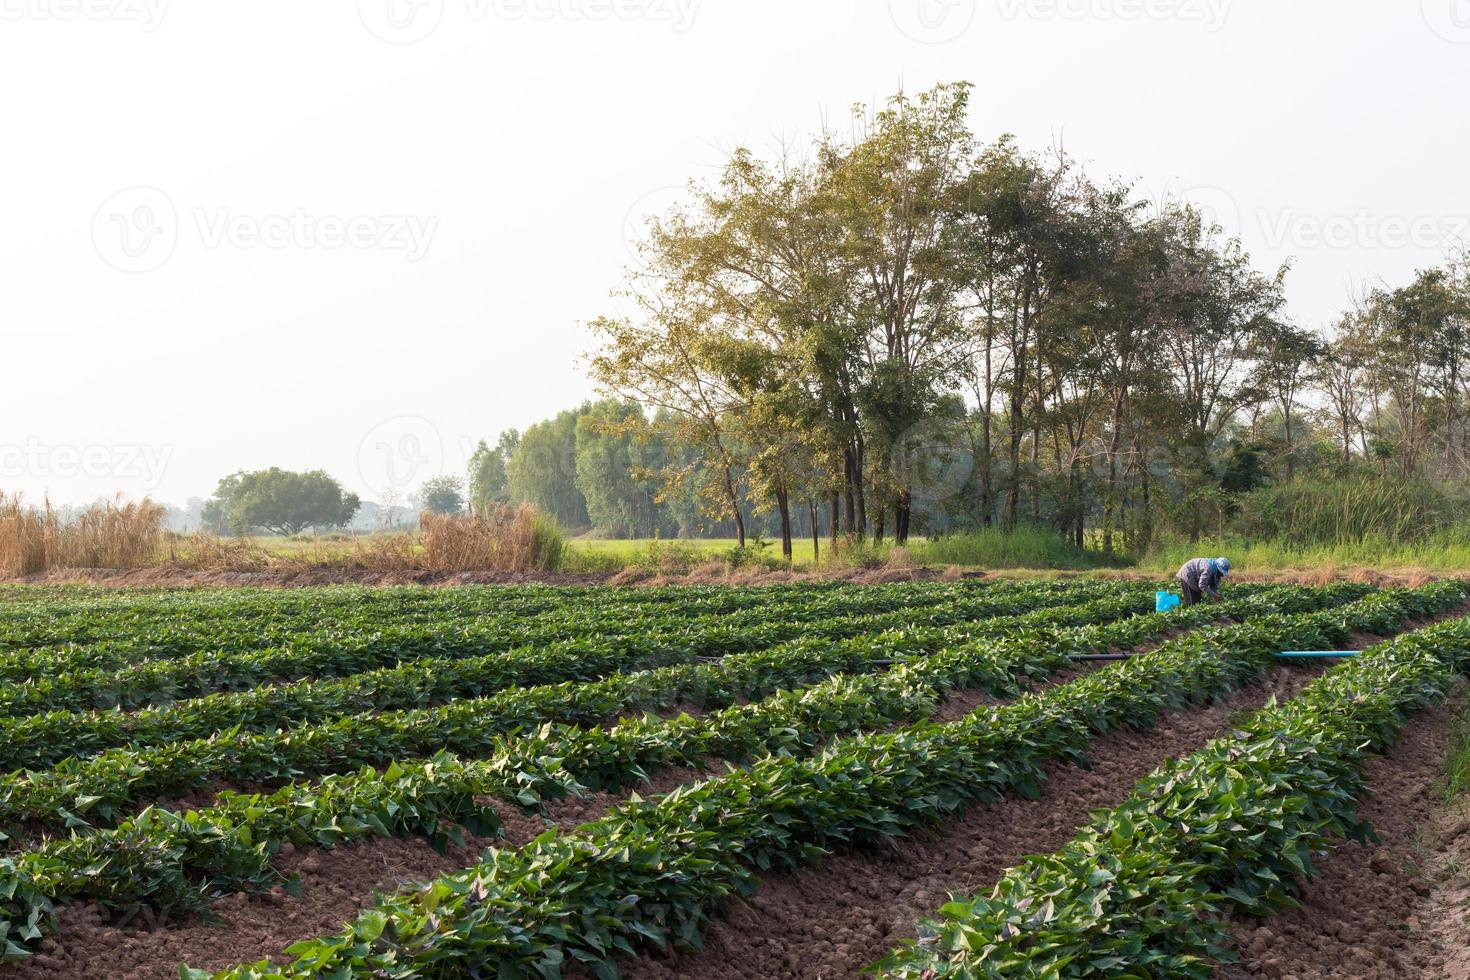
left=479, top=83, right=1470, bottom=557
left=204, top=468, right=360, bottom=536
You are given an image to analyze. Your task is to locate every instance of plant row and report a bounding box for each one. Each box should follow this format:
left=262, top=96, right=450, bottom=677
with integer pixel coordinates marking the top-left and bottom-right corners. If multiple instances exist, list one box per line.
left=0, top=579, right=1075, bottom=715
left=0, top=579, right=1032, bottom=684
left=0, top=583, right=1191, bottom=834
left=0, top=578, right=993, bottom=664
left=0, top=584, right=1350, bottom=955
left=0, top=583, right=588, bottom=655
left=0, top=584, right=1155, bottom=768
left=4, top=576, right=900, bottom=633
left=0, top=579, right=869, bottom=649
left=5, top=581, right=1087, bottom=658
left=180, top=580, right=1468, bottom=979
left=873, top=600, right=1470, bottom=977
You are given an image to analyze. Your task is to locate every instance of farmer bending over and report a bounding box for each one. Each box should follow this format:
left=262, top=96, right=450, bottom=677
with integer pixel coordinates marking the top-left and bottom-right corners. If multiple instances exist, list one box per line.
left=1176, top=556, right=1231, bottom=606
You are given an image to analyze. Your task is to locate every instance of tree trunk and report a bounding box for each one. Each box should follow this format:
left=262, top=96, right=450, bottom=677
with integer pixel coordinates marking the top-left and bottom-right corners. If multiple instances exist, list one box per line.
left=1030, top=415, right=1043, bottom=522
left=1103, top=454, right=1117, bottom=552
left=854, top=432, right=868, bottom=539
left=979, top=407, right=993, bottom=526
left=809, top=500, right=820, bottom=565
left=1447, top=370, right=1459, bottom=476
left=842, top=446, right=857, bottom=533
left=775, top=486, right=792, bottom=562
left=1005, top=391, right=1023, bottom=528
left=1137, top=437, right=1153, bottom=551
left=1283, top=402, right=1295, bottom=480
left=829, top=491, right=840, bottom=553
left=895, top=489, right=911, bottom=545
left=1069, top=448, right=1083, bottom=549
left=720, top=464, right=745, bottom=548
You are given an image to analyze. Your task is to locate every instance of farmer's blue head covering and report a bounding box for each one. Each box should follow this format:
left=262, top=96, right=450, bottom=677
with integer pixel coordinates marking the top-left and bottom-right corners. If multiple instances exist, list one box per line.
left=1214, top=557, right=1232, bottom=575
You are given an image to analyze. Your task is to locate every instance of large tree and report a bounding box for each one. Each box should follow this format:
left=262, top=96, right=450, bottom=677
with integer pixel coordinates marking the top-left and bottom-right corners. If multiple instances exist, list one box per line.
left=419, top=475, right=465, bottom=515
left=205, top=468, right=360, bottom=536
left=573, top=81, right=1470, bottom=554
left=1250, top=319, right=1322, bottom=480
left=574, top=401, right=668, bottom=538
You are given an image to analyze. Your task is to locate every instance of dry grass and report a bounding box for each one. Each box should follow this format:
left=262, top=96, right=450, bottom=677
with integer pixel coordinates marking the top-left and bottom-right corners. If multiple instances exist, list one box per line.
left=0, top=494, right=165, bottom=577
left=165, top=532, right=278, bottom=572
left=0, top=502, right=566, bottom=579
left=351, top=532, right=420, bottom=572
left=419, top=505, right=564, bottom=573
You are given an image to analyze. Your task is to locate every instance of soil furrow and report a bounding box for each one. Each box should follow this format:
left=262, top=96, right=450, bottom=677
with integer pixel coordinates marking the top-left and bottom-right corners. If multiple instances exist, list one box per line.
left=0, top=657, right=1109, bottom=979
left=0, top=618, right=1357, bottom=980
left=622, top=664, right=1325, bottom=980
left=1216, top=691, right=1470, bottom=980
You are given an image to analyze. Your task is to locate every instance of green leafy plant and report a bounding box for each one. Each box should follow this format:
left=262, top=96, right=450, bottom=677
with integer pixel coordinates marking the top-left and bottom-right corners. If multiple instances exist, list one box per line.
left=875, top=593, right=1470, bottom=978
left=185, top=582, right=1464, bottom=980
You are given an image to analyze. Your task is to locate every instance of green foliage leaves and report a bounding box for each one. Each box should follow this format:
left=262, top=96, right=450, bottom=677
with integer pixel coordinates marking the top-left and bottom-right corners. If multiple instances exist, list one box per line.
left=205, top=469, right=360, bottom=537
left=877, top=582, right=1470, bottom=978
left=198, top=582, right=1455, bottom=979
left=9, top=587, right=1129, bottom=776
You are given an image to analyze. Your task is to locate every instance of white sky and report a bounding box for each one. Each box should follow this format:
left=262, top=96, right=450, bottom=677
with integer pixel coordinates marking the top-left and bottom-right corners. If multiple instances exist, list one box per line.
left=3, top=0, right=1468, bottom=506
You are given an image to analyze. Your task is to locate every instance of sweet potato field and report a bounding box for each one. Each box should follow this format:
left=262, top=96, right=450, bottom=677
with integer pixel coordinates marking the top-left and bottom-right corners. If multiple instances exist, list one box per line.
left=0, top=577, right=1467, bottom=979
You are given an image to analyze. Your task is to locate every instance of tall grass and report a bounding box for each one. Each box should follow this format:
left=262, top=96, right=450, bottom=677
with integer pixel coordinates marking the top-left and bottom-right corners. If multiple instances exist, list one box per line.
left=913, top=525, right=1126, bottom=570
left=1143, top=527, right=1470, bottom=574
left=1142, top=476, right=1470, bottom=573
left=1233, top=477, right=1465, bottom=546
left=0, top=494, right=166, bottom=577
left=420, top=504, right=565, bottom=573
left=0, top=494, right=45, bottom=576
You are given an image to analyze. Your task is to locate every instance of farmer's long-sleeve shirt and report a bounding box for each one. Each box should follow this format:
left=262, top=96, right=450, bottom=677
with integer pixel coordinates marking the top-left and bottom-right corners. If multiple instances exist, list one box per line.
left=1177, top=558, right=1225, bottom=597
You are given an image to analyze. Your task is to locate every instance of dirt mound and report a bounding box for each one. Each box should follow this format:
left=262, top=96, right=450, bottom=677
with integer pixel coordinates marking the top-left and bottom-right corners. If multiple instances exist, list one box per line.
left=626, top=666, right=1324, bottom=980
left=1217, top=694, right=1466, bottom=979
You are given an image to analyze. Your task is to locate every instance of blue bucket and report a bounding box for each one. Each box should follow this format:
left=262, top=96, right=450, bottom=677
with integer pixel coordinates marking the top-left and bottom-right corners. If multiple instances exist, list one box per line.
left=1156, top=591, right=1181, bottom=612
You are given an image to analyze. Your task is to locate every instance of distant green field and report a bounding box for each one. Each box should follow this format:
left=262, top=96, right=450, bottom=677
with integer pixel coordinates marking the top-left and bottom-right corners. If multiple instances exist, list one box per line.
left=567, top=537, right=823, bottom=570
left=228, top=526, right=1470, bottom=576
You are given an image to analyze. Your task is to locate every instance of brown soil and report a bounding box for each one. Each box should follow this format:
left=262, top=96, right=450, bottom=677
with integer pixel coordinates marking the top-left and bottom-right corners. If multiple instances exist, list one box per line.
left=621, top=665, right=1325, bottom=980
left=1216, top=691, right=1470, bottom=980
left=0, top=653, right=1135, bottom=979
left=2, top=616, right=1442, bottom=979
left=3, top=762, right=720, bottom=980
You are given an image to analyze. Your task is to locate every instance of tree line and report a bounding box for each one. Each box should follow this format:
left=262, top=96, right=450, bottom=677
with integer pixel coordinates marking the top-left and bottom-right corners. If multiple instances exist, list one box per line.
left=189, top=83, right=1470, bottom=554
left=555, top=81, right=1470, bottom=559
left=464, top=401, right=820, bottom=542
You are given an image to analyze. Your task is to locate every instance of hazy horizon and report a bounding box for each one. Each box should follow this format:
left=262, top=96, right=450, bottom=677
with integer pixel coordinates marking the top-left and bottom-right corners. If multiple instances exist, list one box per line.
left=5, top=0, right=1468, bottom=507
